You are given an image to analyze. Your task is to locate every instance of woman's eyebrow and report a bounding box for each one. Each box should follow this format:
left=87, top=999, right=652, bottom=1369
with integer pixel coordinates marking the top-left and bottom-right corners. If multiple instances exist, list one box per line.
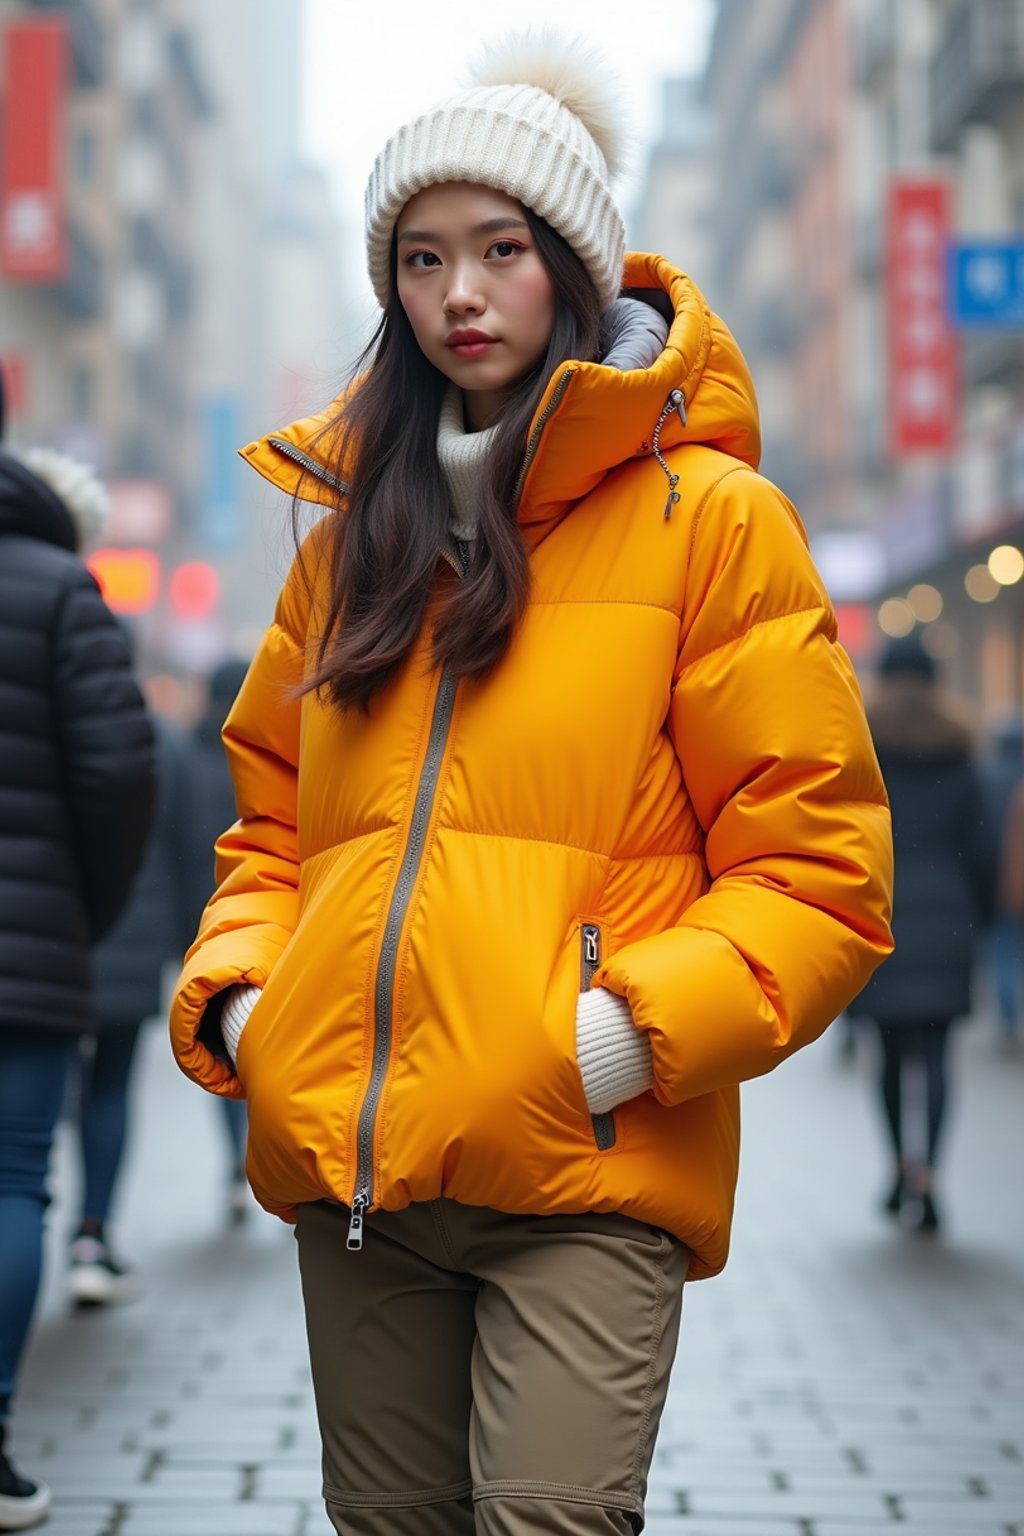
left=397, top=217, right=530, bottom=245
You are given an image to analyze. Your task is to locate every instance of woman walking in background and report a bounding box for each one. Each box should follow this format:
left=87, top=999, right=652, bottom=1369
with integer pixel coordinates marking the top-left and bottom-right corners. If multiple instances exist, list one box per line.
left=850, top=633, right=996, bottom=1234
left=0, top=414, right=154, bottom=1528
left=171, top=34, right=892, bottom=1534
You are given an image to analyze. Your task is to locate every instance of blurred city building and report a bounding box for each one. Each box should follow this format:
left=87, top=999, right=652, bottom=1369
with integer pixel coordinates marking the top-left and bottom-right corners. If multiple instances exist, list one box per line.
left=652, top=0, right=1024, bottom=713
left=0, top=0, right=344, bottom=690
left=630, top=76, right=716, bottom=303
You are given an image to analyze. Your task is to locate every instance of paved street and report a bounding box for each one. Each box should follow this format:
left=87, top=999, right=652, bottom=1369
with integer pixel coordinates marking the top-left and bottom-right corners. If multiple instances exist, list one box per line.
left=13, top=1009, right=1024, bottom=1536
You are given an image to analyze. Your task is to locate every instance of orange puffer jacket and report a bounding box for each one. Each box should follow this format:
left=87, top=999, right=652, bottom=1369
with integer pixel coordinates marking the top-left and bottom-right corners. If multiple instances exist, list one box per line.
left=171, top=254, right=893, bottom=1279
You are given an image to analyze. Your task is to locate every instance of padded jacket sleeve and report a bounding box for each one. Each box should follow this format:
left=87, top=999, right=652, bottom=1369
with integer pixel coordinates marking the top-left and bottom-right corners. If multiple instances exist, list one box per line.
left=53, top=571, right=156, bottom=942
left=594, top=468, right=894, bottom=1105
left=170, top=552, right=309, bottom=1096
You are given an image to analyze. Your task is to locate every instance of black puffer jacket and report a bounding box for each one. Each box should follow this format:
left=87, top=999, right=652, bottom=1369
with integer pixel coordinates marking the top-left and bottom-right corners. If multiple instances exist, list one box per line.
left=850, top=678, right=996, bottom=1026
left=91, top=718, right=195, bottom=1026
left=0, top=449, right=155, bottom=1033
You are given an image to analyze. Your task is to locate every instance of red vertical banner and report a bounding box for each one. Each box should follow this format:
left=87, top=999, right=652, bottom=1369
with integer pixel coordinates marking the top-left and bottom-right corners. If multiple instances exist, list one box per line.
left=886, top=179, right=958, bottom=457
left=0, top=353, right=30, bottom=419
left=0, top=18, right=69, bottom=280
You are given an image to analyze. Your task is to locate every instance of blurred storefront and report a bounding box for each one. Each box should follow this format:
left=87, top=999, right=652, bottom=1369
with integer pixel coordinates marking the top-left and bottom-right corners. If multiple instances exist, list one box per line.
left=0, top=0, right=345, bottom=692
left=668, top=0, right=1024, bottom=719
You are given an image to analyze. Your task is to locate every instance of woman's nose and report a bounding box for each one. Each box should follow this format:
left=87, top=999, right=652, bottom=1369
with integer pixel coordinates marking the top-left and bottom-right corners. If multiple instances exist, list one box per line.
left=443, top=264, right=484, bottom=315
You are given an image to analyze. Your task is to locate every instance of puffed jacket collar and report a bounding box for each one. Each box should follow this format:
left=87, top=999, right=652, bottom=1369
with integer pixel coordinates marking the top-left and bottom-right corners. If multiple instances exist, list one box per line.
left=239, top=253, right=762, bottom=530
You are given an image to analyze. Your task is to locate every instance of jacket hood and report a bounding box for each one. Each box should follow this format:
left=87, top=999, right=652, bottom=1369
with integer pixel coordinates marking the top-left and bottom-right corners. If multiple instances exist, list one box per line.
left=0, top=447, right=78, bottom=552
left=868, top=678, right=974, bottom=759
left=240, top=252, right=761, bottom=525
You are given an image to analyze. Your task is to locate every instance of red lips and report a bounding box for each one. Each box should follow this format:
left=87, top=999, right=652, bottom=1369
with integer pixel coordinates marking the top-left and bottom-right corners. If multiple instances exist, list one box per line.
left=445, top=328, right=496, bottom=347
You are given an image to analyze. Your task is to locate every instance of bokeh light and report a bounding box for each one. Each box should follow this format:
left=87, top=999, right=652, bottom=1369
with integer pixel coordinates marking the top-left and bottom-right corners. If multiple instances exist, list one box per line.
left=877, top=598, right=916, bottom=637
left=907, top=584, right=943, bottom=623
left=87, top=548, right=160, bottom=614
left=965, top=565, right=1000, bottom=604
left=169, top=561, right=220, bottom=620
left=920, top=621, right=958, bottom=661
left=988, top=545, right=1024, bottom=586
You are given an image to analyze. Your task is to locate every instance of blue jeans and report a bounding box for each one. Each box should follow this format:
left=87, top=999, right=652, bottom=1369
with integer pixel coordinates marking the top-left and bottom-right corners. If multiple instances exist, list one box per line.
left=220, top=1095, right=247, bottom=1180
left=77, top=1023, right=143, bottom=1227
left=990, top=917, right=1022, bottom=1038
left=0, top=1026, right=77, bottom=1420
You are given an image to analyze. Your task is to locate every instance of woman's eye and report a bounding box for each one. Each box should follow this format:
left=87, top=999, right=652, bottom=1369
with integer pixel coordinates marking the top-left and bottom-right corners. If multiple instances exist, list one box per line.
left=488, top=240, right=522, bottom=259
left=407, top=251, right=441, bottom=268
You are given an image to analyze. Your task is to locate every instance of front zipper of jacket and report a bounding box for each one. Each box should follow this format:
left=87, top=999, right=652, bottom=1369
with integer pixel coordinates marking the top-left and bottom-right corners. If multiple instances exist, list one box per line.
left=271, top=438, right=472, bottom=581
left=347, top=417, right=561, bottom=1252
left=512, top=367, right=577, bottom=508
left=581, top=923, right=617, bottom=1152
left=346, top=662, right=461, bottom=1249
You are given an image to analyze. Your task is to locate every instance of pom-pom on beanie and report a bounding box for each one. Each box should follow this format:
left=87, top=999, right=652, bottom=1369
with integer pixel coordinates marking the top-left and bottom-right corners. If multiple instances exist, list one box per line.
left=364, top=31, right=627, bottom=312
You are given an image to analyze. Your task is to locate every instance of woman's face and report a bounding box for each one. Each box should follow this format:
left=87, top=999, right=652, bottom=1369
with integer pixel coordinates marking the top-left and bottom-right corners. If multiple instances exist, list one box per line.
left=396, top=182, right=556, bottom=430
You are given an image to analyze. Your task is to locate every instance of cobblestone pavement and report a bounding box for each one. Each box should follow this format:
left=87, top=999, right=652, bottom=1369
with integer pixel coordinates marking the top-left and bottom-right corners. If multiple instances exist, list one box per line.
left=12, top=1011, right=1024, bottom=1536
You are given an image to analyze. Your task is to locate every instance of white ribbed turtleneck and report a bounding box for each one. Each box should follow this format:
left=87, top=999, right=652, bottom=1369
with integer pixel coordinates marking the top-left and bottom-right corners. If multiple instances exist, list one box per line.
left=436, top=386, right=497, bottom=544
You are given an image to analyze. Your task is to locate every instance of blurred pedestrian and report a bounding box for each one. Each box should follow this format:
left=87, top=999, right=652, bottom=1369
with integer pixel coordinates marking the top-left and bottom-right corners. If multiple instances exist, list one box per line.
left=179, top=658, right=252, bottom=1221
left=0, top=400, right=155, bottom=1526
left=170, top=35, right=893, bottom=1534
left=979, top=716, right=1024, bottom=1046
left=849, top=634, right=996, bottom=1234
left=67, top=670, right=195, bottom=1307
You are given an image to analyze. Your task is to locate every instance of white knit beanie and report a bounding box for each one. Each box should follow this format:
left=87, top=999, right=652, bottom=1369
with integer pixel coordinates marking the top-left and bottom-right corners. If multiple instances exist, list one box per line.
left=365, top=33, right=627, bottom=312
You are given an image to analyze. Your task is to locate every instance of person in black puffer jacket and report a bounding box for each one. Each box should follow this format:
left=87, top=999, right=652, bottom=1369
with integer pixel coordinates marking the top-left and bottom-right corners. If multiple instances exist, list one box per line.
left=0, top=394, right=155, bottom=1529
left=849, top=633, right=996, bottom=1235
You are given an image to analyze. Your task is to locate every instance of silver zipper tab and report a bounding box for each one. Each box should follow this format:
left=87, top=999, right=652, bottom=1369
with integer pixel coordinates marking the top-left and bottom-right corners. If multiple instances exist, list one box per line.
left=346, top=1195, right=367, bottom=1251
left=580, top=923, right=616, bottom=1152
left=583, top=924, right=600, bottom=976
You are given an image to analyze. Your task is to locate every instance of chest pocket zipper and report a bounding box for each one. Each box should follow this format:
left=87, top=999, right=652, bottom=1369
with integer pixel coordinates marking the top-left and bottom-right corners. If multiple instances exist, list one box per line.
left=580, top=923, right=617, bottom=1152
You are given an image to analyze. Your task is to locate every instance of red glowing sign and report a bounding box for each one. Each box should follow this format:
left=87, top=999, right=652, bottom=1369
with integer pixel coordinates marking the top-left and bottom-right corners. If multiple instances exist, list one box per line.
left=88, top=549, right=161, bottom=614
left=169, top=561, right=219, bottom=619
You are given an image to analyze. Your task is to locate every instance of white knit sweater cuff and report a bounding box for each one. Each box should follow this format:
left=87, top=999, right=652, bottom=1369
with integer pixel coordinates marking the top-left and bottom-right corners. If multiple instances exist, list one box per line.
left=220, top=984, right=261, bottom=1066
left=575, top=988, right=654, bottom=1115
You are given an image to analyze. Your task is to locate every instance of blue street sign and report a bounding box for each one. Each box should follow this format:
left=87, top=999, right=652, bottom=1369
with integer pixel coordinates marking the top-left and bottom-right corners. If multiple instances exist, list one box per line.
left=201, top=396, right=242, bottom=552
left=948, top=241, right=1024, bottom=328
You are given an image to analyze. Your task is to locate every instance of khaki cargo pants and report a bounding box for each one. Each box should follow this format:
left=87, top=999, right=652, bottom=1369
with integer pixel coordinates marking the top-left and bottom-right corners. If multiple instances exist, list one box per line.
left=295, top=1199, right=688, bottom=1534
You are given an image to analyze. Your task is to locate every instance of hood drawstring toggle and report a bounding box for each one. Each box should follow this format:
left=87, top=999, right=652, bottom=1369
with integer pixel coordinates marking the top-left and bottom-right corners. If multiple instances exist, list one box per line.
left=652, top=389, right=687, bottom=520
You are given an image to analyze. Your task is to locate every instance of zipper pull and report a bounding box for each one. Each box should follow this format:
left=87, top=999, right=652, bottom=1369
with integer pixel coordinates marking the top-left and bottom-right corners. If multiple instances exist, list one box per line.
left=346, top=1194, right=368, bottom=1252
left=671, top=388, right=687, bottom=427
left=663, top=474, right=680, bottom=520
left=582, top=923, right=602, bottom=989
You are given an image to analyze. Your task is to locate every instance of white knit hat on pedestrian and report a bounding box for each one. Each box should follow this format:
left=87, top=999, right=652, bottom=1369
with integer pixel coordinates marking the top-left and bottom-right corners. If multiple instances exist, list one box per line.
left=364, top=33, right=627, bottom=312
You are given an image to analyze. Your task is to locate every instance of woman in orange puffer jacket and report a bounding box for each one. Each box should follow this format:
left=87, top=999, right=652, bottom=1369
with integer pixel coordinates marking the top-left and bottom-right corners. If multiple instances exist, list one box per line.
left=170, top=35, right=893, bottom=1536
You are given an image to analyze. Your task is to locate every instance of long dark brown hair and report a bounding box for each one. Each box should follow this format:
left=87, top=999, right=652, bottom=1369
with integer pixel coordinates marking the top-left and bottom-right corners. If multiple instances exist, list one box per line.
left=296, top=208, right=602, bottom=713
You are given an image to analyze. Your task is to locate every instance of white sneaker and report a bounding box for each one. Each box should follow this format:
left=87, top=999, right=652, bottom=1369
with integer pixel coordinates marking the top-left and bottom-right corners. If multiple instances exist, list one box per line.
left=0, top=1427, right=51, bottom=1530
left=66, top=1234, right=137, bottom=1307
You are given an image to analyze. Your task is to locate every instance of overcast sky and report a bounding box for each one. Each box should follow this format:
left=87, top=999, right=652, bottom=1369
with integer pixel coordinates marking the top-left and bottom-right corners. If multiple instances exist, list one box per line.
left=300, top=1, right=714, bottom=315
